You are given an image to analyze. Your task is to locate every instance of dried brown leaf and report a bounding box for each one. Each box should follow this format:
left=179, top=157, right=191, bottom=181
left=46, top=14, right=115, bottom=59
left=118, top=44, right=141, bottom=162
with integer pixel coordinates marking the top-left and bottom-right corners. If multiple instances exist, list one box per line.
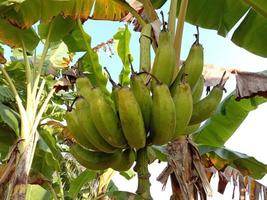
left=235, top=71, right=267, bottom=100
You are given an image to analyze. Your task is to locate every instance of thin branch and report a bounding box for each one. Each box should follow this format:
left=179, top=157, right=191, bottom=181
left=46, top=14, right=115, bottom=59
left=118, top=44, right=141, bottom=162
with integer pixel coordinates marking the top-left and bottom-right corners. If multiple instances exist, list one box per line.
left=33, top=78, right=46, bottom=118
left=32, top=20, right=53, bottom=102
left=174, top=0, right=189, bottom=69
left=168, top=0, right=178, bottom=40
left=112, top=0, right=146, bottom=27
left=21, top=40, right=33, bottom=123
left=30, top=87, right=56, bottom=136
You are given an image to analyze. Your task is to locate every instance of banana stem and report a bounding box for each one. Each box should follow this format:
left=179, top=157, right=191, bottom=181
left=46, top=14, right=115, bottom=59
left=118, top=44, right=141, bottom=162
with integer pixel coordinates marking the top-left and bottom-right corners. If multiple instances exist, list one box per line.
left=112, top=0, right=146, bottom=27
left=21, top=40, right=33, bottom=123
left=174, top=0, right=189, bottom=69
left=134, top=147, right=152, bottom=200
left=32, top=20, right=53, bottom=104
left=168, top=0, right=178, bottom=40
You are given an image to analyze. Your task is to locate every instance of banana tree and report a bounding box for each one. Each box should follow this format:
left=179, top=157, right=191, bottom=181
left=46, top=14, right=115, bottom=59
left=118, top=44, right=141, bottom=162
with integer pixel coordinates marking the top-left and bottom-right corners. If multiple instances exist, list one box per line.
left=0, top=0, right=267, bottom=199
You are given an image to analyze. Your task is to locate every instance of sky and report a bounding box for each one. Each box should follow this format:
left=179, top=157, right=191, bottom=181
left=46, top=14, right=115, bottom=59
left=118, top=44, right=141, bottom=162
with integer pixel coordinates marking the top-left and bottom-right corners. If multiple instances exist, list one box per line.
left=82, top=4, right=267, bottom=200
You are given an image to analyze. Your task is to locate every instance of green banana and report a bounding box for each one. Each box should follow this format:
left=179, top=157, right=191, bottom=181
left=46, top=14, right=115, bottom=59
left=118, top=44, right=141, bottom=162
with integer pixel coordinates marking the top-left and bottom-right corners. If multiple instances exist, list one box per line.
left=171, top=39, right=204, bottom=91
left=185, top=123, right=201, bottom=135
left=76, top=76, right=93, bottom=95
left=172, top=81, right=193, bottom=138
left=75, top=98, right=117, bottom=153
left=189, top=85, right=223, bottom=125
left=112, top=149, right=136, bottom=171
left=114, top=86, right=146, bottom=149
left=139, top=24, right=152, bottom=72
left=76, top=77, right=127, bottom=148
left=192, top=75, right=204, bottom=103
left=149, top=83, right=176, bottom=145
left=65, top=110, right=98, bottom=151
left=151, top=29, right=176, bottom=86
left=85, top=87, right=127, bottom=148
left=70, top=144, right=122, bottom=170
left=130, top=73, right=152, bottom=132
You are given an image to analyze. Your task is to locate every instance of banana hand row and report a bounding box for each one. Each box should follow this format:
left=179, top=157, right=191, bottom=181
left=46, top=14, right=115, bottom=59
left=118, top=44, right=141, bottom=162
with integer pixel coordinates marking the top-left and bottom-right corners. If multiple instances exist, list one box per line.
left=65, top=26, right=225, bottom=172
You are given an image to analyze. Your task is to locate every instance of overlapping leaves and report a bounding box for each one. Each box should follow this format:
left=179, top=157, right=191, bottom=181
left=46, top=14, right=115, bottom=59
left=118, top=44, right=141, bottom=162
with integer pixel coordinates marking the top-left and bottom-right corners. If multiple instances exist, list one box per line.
left=175, top=0, right=267, bottom=57
left=0, top=0, right=129, bottom=29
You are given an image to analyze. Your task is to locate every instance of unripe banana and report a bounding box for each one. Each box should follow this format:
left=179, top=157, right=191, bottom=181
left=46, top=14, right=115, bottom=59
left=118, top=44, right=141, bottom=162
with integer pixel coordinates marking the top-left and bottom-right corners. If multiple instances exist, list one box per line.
left=114, top=86, right=146, bottom=149
left=172, top=82, right=193, bottom=138
left=139, top=24, right=152, bottom=72
left=75, top=98, right=117, bottom=153
left=151, top=30, right=176, bottom=86
left=112, top=149, right=136, bottom=171
left=185, top=123, right=201, bottom=135
left=192, top=75, right=204, bottom=103
left=70, top=144, right=121, bottom=170
left=76, top=76, right=93, bottom=95
left=183, top=41, right=204, bottom=90
left=86, top=87, right=127, bottom=148
left=130, top=73, right=152, bottom=132
left=171, top=40, right=204, bottom=91
left=149, top=83, right=176, bottom=145
left=189, top=85, right=223, bottom=125
left=65, top=110, right=98, bottom=151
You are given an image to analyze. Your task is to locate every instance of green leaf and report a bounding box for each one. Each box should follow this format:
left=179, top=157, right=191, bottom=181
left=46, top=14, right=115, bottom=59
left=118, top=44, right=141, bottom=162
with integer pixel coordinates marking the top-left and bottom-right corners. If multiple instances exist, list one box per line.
left=119, top=169, right=135, bottom=180
left=232, top=9, right=267, bottom=57
left=0, top=19, right=39, bottom=51
left=38, top=15, right=75, bottom=43
left=31, top=142, right=60, bottom=180
left=26, top=184, right=50, bottom=200
left=0, top=124, right=16, bottom=159
left=150, top=145, right=168, bottom=162
left=107, top=191, right=144, bottom=200
left=0, top=102, right=19, bottom=136
left=73, top=27, right=108, bottom=94
left=177, top=0, right=249, bottom=36
left=63, top=24, right=91, bottom=52
left=199, top=145, right=267, bottom=179
left=151, top=0, right=167, bottom=9
left=39, top=127, right=63, bottom=161
left=176, top=0, right=267, bottom=57
left=0, top=61, right=26, bottom=94
left=193, top=94, right=267, bottom=147
left=69, top=169, right=97, bottom=198
left=113, top=25, right=132, bottom=86
left=0, top=85, right=14, bottom=103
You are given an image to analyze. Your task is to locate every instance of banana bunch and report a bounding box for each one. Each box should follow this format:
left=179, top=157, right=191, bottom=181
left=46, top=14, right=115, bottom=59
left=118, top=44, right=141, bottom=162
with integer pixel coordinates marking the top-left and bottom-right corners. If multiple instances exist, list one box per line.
left=65, top=24, right=226, bottom=172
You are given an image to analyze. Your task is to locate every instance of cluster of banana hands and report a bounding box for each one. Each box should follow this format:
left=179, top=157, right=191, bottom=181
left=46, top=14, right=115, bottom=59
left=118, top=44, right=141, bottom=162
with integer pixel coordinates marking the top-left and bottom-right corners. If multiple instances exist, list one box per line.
left=65, top=26, right=226, bottom=172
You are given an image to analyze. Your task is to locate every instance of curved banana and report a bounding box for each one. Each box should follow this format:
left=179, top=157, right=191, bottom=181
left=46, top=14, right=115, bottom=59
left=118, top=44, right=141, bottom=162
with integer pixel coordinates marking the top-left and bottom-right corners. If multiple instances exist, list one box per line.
left=76, top=76, right=93, bottom=96
left=75, top=98, right=117, bottom=153
left=151, top=30, right=176, bottom=86
left=70, top=144, right=121, bottom=170
left=171, top=40, right=204, bottom=92
left=149, top=83, right=176, bottom=145
left=189, top=85, right=223, bottom=125
left=115, top=86, right=146, bottom=149
left=65, top=110, right=98, bottom=151
left=192, top=75, right=204, bottom=103
left=87, top=87, right=127, bottom=148
left=172, top=82, right=193, bottom=138
left=130, top=73, right=152, bottom=132
left=185, top=123, right=201, bottom=135
left=112, top=149, right=136, bottom=171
